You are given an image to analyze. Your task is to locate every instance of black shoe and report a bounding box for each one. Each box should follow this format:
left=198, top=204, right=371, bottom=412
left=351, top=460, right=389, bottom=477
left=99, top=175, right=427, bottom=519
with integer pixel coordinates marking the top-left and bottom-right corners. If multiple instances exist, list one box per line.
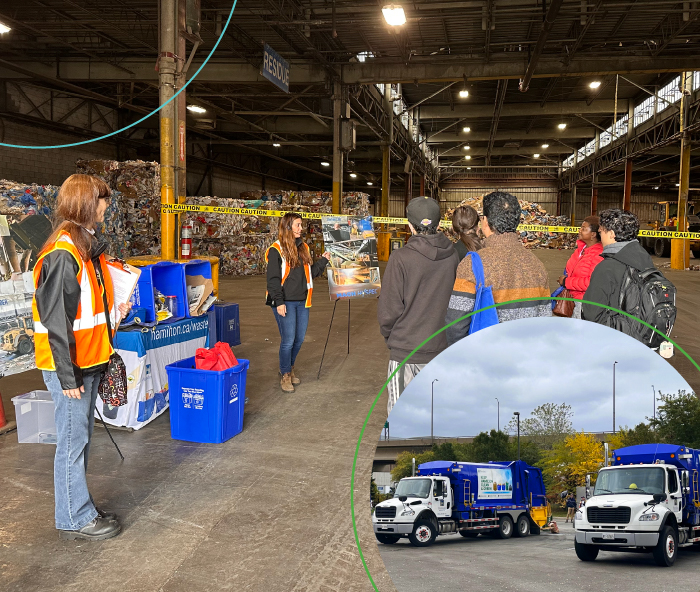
left=96, top=508, right=118, bottom=521
left=58, top=517, right=122, bottom=541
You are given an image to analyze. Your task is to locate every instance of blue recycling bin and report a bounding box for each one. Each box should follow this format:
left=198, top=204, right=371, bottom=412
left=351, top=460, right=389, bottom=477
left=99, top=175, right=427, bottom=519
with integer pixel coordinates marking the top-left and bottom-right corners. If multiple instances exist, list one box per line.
left=166, top=357, right=249, bottom=444
left=214, top=302, right=241, bottom=347
left=132, top=261, right=188, bottom=323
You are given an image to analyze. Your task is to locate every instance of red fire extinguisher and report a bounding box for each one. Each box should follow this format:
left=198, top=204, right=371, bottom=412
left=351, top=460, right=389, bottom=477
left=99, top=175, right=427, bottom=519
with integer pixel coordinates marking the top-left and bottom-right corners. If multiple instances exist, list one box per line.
left=181, top=219, right=193, bottom=260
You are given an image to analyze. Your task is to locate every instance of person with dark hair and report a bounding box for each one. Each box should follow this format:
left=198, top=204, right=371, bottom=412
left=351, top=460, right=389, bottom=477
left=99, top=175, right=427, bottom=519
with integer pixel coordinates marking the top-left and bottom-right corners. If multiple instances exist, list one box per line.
left=378, top=196, right=459, bottom=415
left=451, top=205, right=482, bottom=259
left=445, top=191, right=551, bottom=345
left=266, top=213, right=330, bottom=393
left=582, top=209, right=658, bottom=330
left=557, top=215, right=604, bottom=319
left=33, top=174, right=132, bottom=541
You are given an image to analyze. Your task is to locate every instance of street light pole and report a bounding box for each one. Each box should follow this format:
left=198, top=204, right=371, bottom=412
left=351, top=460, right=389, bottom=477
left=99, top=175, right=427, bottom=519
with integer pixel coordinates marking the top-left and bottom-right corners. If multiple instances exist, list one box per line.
left=495, top=397, right=500, bottom=432
left=652, top=384, right=655, bottom=421
left=431, top=379, right=438, bottom=445
left=613, top=361, right=618, bottom=434
left=513, top=411, right=521, bottom=460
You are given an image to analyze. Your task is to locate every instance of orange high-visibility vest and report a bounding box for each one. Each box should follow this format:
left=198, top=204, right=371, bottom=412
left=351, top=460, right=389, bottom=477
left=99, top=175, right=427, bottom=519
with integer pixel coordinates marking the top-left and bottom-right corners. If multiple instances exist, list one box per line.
left=32, top=231, right=116, bottom=371
left=265, top=241, right=313, bottom=308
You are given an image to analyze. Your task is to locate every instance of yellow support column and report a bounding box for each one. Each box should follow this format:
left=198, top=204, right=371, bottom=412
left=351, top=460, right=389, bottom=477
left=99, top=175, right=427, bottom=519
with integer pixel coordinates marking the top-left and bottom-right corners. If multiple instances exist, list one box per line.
left=332, top=80, right=343, bottom=214
left=671, top=71, right=692, bottom=270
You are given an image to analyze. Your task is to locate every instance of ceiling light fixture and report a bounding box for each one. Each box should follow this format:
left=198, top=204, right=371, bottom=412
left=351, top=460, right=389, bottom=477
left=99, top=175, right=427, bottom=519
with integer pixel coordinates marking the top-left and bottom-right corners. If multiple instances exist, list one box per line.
left=463, top=145, right=470, bottom=150
left=467, top=167, right=472, bottom=170
left=464, top=155, right=471, bottom=160
left=463, top=126, right=471, bottom=133
left=459, top=90, right=469, bottom=98
left=367, top=181, right=374, bottom=186
left=654, top=186, right=659, bottom=190
left=350, top=173, right=357, bottom=178
left=187, top=105, right=206, bottom=114
left=541, top=143, right=549, bottom=148
left=533, top=153, right=541, bottom=158
left=0, top=22, right=11, bottom=34
left=272, top=143, right=281, bottom=147
left=676, top=183, right=680, bottom=187
left=558, top=123, right=567, bottom=130
left=589, top=81, right=602, bottom=89
left=382, top=5, right=406, bottom=26
left=321, top=161, right=330, bottom=166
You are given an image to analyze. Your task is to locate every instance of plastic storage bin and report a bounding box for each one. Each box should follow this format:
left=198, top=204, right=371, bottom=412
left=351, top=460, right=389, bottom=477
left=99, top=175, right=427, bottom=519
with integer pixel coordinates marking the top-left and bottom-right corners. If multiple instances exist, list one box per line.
left=132, top=261, right=188, bottom=323
left=183, top=259, right=213, bottom=318
left=11, top=391, right=56, bottom=444
left=166, top=357, right=249, bottom=443
left=214, top=302, right=241, bottom=347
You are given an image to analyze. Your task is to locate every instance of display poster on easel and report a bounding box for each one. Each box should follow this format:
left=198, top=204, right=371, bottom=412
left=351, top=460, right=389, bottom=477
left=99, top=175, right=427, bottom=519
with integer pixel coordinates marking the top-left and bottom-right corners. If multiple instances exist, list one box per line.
left=321, top=215, right=381, bottom=300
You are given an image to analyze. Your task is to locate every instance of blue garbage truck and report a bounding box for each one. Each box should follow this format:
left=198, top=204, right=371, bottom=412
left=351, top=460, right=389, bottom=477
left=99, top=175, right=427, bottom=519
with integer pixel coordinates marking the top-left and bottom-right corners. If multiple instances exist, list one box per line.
left=574, top=444, right=700, bottom=567
left=373, top=459, right=551, bottom=547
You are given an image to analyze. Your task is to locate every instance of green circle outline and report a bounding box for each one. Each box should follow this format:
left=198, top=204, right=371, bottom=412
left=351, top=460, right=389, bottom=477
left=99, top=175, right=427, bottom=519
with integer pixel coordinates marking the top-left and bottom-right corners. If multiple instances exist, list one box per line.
left=351, top=297, right=699, bottom=591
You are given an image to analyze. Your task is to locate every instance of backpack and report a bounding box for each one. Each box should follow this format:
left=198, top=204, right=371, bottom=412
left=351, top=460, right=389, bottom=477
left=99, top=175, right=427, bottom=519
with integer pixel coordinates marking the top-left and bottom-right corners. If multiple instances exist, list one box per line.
left=465, top=251, right=499, bottom=335
left=618, top=266, right=676, bottom=349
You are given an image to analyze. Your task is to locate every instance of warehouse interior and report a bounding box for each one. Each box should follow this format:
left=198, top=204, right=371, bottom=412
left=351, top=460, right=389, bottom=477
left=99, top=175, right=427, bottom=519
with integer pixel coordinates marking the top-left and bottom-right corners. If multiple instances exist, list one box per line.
left=1, top=1, right=700, bottom=590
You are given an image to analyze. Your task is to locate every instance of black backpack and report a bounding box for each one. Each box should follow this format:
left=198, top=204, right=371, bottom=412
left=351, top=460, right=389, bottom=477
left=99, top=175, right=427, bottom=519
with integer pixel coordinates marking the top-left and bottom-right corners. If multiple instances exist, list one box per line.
left=618, top=266, right=676, bottom=349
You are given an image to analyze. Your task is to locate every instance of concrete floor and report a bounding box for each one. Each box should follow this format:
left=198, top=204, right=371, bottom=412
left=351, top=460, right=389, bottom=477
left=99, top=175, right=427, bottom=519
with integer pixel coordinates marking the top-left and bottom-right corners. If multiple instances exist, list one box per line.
left=378, top=521, right=700, bottom=592
left=0, top=249, right=699, bottom=592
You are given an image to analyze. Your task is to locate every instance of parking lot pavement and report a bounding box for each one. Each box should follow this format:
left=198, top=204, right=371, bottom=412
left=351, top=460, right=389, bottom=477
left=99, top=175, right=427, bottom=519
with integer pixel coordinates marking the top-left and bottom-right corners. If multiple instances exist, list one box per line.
left=377, top=521, right=700, bottom=592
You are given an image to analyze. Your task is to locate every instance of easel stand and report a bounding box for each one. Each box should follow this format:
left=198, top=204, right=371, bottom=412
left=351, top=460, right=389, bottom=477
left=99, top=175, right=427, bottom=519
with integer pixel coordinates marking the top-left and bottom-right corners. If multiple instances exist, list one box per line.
left=317, top=299, right=350, bottom=379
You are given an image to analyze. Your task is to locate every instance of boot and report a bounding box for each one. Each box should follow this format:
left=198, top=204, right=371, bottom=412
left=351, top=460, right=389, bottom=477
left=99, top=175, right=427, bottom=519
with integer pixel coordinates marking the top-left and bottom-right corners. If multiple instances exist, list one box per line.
left=58, top=517, right=121, bottom=541
left=290, top=366, right=301, bottom=385
left=280, top=373, right=295, bottom=393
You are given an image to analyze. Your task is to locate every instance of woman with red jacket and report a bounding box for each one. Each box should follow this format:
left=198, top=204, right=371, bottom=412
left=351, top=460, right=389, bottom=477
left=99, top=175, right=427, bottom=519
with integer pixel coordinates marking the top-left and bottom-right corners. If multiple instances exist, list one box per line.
left=557, top=216, right=604, bottom=319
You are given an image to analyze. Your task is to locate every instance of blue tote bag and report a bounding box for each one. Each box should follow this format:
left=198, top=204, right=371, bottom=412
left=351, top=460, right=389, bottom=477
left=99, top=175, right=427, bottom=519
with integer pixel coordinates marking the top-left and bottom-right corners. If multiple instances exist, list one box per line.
left=465, top=251, right=499, bottom=335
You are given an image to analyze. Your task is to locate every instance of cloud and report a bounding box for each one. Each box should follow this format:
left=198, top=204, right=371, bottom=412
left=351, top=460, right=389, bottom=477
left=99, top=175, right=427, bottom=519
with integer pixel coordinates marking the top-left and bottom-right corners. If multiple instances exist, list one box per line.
left=386, top=317, right=692, bottom=439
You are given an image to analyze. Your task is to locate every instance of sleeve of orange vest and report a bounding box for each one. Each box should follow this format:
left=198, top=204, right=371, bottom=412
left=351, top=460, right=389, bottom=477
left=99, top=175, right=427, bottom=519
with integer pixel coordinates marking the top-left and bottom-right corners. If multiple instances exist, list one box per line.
left=34, top=251, right=84, bottom=390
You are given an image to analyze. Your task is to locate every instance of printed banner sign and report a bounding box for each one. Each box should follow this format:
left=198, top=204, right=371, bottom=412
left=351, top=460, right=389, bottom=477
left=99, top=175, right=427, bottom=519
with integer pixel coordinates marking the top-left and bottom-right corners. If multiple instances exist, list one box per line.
left=322, top=215, right=381, bottom=301
left=477, top=467, right=513, bottom=500
left=261, top=43, right=290, bottom=93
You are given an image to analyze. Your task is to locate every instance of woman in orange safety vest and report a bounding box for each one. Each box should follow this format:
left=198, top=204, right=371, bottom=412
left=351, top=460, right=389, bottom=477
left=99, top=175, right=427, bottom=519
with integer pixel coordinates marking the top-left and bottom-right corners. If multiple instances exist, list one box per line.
left=33, top=174, right=131, bottom=542
left=265, top=213, right=330, bottom=393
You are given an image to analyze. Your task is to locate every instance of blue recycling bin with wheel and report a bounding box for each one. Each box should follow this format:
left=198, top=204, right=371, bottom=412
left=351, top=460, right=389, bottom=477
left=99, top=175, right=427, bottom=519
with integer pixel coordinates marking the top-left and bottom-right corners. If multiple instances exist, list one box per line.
left=166, top=357, right=249, bottom=443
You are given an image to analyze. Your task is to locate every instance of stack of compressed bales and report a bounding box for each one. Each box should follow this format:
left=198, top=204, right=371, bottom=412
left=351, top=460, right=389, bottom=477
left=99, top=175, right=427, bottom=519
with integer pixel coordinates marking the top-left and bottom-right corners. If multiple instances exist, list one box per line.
left=444, top=195, right=576, bottom=249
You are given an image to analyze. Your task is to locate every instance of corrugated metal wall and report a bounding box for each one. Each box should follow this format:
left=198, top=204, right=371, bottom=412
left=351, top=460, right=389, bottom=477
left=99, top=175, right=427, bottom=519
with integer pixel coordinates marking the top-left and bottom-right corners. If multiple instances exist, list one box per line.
left=561, top=190, right=678, bottom=225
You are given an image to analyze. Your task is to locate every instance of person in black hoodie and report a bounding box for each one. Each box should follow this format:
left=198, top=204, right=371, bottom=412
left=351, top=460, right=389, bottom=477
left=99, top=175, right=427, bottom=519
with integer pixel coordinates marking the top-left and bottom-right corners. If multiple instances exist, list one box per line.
left=378, top=196, right=459, bottom=415
left=582, top=209, right=655, bottom=333
left=266, top=213, right=330, bottom=393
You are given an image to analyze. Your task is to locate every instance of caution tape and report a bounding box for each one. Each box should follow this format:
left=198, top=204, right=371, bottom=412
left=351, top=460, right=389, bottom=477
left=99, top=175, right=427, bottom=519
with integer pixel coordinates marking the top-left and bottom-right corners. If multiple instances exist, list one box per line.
left=160, top=203, right=700, bottom=240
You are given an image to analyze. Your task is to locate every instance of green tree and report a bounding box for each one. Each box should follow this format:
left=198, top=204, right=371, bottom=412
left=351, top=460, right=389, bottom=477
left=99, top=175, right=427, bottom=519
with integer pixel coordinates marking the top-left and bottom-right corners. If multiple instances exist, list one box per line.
left=507, top=403, right=574, bottom=450
left=615, top=422, right=658, bottom=447
left=391, top=449, right=437, bottom=481
left=542, top=432, right=603, bottom=499
left=469, top=430, right=512, bottom=462
left=650, top=390, right=700, bottom=447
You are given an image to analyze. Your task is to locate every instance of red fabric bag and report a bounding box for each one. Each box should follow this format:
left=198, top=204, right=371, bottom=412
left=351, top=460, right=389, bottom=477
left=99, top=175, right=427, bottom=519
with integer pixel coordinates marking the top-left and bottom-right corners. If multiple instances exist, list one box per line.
left=195, top=342, right=238, bottom=371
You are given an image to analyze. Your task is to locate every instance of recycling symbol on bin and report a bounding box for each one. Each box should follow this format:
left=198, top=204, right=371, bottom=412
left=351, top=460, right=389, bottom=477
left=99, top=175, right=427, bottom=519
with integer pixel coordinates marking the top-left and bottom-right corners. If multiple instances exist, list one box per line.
left=229, top=384, right=238, bottom=403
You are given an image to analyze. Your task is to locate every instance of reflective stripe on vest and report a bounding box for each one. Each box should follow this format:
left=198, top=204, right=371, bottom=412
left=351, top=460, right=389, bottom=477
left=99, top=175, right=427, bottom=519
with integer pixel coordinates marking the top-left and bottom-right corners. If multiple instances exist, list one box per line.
left=32, top=232, right=115, bottom=371
left=265, top=241, right=314, bottom=308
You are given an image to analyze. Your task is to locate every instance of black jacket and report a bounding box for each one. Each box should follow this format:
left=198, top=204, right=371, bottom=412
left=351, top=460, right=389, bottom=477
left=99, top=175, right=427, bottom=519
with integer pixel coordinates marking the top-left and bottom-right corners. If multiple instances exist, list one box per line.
left=266, top=239, right=329, bottom=305
left=377, top=233, right=459, bottom=364
left=582, top=240, right=655, bottom=331
left=34, top=237, right=109, bottom=390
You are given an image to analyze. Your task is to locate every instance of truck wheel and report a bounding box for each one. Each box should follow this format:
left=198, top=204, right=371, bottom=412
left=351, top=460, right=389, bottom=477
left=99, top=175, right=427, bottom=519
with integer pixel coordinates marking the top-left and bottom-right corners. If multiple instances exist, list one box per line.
left=459, top=530, right=479, bottom=538
left=375, top=533, right=401, bottom=545
left=652, top=526, right=678, bottom=567
left=654, top=238, right=671, bottom=258
left=18, top=338, right=33, bottom=356
left=575, top=540, right=599, bottom=562
left=514, top=514, right=530, bottom=538
left=495, top=515, right=513, bottom=539
left=409, top=520, right=437, bottom=547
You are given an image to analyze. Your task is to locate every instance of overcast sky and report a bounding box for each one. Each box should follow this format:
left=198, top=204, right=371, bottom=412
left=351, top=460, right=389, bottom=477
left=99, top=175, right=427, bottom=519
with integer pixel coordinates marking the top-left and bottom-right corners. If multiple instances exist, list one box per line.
left=385, top=317, right=693, bottom=439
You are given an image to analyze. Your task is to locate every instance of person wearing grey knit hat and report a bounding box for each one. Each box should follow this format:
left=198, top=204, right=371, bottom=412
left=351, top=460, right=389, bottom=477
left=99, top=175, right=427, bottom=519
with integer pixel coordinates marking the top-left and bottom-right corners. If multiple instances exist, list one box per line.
left=378, top=196, right=459, bottom=416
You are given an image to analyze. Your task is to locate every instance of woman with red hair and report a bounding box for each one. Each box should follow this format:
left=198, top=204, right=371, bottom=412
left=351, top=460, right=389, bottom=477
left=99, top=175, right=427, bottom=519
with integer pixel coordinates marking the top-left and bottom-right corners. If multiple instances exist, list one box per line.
left=33, top=174, right=131, bottom=541
left=265, top=213, right=330, bottom=392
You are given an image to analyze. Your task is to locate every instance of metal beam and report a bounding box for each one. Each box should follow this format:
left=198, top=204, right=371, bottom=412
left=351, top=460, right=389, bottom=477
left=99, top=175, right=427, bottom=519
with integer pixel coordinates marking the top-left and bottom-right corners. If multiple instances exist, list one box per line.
left=419, top=100, right=630, bottom=119
left=4, top=56, right=700, bottom=86
left=486, top=79, right=508, bottom=165
left=427, top=128, right=595, bottom=143
left=519, top=0, right=564, bottom=92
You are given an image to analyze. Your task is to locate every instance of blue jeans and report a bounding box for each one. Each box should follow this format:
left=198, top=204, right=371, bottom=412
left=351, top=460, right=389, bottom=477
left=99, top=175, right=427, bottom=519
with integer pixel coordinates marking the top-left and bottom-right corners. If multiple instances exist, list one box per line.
left=43, top=370, right=101, bottom=531
left=273, top=301, right=309, bottom=374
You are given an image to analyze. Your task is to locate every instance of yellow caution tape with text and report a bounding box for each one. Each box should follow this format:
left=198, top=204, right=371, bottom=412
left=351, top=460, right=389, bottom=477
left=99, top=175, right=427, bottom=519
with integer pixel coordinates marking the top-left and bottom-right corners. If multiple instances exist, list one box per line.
left=161, top=204, right=700, bottom=240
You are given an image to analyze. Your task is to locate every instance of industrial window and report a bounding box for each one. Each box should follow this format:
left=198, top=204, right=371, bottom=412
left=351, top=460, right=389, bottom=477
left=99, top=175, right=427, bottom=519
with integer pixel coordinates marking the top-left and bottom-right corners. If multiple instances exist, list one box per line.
left=433, top=480, right=445, bottom=498
left=634, top=96, right=655, bottom=128
left=668, top=469, right=679, bottom=494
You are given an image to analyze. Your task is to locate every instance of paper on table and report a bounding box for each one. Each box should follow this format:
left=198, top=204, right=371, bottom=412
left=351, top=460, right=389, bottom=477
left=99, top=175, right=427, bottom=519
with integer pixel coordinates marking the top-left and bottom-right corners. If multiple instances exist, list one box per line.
left=105, top=260, right=141, bottom=330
